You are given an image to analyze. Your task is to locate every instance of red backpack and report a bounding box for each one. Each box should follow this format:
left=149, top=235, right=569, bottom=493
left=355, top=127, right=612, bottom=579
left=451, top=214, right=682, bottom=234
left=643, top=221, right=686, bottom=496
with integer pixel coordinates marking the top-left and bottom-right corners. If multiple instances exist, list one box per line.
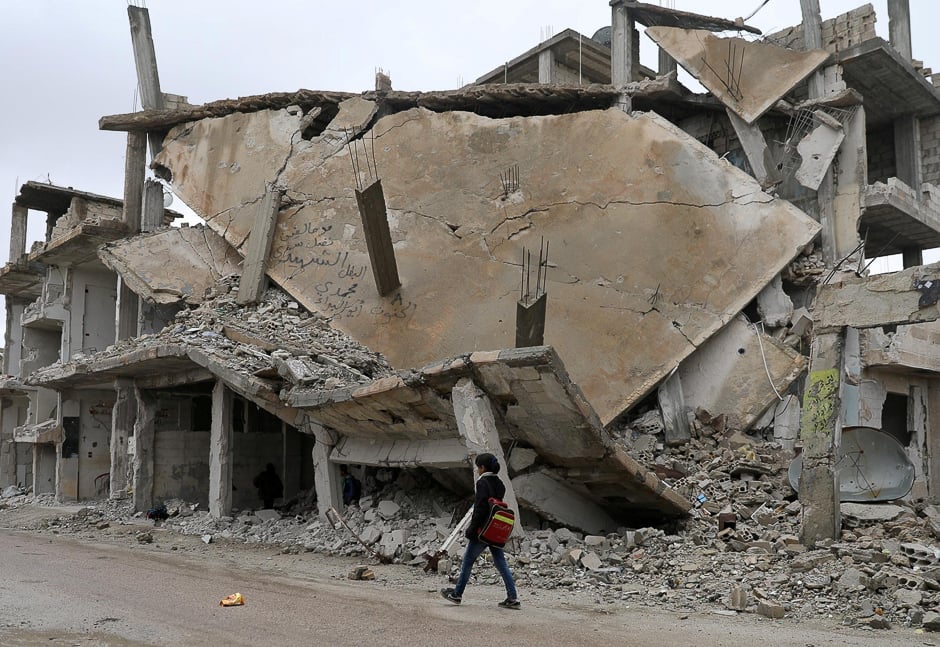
left=477, top=497, right=515, bottom=547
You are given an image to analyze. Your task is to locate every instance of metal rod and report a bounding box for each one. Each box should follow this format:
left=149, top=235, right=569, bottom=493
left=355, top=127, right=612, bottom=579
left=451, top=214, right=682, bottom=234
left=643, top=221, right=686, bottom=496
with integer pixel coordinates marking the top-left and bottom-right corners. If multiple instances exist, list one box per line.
left=370, top=131, right=378, bottom=180
left=526, top=250, right=531, bottom=305
left=520, top=247, right=525, bottom=301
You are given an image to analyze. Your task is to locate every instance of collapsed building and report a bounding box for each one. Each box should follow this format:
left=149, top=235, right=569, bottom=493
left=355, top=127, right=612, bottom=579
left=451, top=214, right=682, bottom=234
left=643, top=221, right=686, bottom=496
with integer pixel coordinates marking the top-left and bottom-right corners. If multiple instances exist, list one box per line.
left=2, top=1, right=940, bottom=551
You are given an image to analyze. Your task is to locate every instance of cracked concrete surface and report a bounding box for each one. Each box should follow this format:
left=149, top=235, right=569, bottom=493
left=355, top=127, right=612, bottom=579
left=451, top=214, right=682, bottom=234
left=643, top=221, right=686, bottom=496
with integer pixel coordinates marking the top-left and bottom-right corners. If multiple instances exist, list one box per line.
left=155, top=105, right=820, bottom=424
left=98, top=226, right=241, bottom=304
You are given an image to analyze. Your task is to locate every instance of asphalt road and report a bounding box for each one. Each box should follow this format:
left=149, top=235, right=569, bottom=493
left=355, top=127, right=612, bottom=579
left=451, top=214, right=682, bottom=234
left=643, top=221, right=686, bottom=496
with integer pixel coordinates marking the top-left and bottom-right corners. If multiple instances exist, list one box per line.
left=0, top=527, right=926, bottom=647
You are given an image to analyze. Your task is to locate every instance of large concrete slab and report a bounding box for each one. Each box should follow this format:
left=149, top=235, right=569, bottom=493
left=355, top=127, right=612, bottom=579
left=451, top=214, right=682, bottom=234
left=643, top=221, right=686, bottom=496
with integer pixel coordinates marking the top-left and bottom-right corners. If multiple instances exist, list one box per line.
left=646, top=27, right=829, bottom=124
left=155, top=105, right=820, bottom=425
left=98, top=226, right=242, bottom=305
left=677, top=315, right=806, bottom=430
left=288, top=346, right=690, bottom=520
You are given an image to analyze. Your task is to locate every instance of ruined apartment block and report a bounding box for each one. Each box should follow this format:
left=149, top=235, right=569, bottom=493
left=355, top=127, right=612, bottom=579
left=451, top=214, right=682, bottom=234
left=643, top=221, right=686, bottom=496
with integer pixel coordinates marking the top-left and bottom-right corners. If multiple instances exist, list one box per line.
left=1, top=1, right=940, bottom=545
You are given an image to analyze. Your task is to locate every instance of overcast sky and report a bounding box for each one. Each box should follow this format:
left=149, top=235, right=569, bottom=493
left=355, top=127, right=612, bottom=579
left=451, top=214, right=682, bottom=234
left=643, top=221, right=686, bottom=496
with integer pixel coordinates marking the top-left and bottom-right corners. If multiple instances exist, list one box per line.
left=0, top=1, right=933, bottom=326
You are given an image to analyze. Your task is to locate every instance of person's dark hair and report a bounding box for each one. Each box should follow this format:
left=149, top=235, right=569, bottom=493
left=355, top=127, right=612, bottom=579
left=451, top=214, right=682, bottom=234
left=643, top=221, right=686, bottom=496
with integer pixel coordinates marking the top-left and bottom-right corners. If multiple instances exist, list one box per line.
left=474, top=452, right=500, bottom=473
left=266, top=463, right=275, bottom=472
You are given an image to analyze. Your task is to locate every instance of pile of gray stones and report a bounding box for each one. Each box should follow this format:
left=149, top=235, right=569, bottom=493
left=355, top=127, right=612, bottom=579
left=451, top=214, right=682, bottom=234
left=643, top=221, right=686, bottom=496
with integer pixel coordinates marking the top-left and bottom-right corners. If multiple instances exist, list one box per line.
left=2, top=439, right=939, bottom=634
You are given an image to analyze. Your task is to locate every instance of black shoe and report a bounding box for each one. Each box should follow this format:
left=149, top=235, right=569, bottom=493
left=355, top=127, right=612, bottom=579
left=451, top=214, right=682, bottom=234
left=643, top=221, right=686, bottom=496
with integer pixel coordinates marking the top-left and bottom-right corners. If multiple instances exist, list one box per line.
left=440, top=588, right=462, bottom=605
left=498, top=598, right=521, bottom=610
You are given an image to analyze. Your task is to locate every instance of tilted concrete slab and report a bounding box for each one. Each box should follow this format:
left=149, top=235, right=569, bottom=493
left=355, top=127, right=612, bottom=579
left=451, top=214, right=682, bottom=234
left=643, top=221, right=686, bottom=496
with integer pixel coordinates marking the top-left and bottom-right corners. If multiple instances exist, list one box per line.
left=677, top=315, right=806, bottom=430
left=861, top=321, right=940, bottom=372
left=155, top=104, right=820, bottom=425
left=288, top=346, right=690, bottom=520
left=0, top=261, right=44, bottom=299
left=98, top=226, right=242, bottom=305
left=645, top=27, right=829, bottom=124
left=28, top=220, right=127, bottom=267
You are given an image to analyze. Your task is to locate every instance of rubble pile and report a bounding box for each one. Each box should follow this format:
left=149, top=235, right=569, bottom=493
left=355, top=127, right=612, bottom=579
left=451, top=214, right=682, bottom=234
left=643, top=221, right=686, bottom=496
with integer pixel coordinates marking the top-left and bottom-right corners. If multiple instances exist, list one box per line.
left=5, top=455, right=940, bottom=631
left=53, top=274, right=393, bottom=390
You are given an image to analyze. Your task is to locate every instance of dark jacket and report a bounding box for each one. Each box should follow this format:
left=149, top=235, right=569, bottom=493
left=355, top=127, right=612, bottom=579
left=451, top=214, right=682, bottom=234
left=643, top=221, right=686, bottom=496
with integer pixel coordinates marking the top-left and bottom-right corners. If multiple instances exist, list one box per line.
left=466, top=473, right=506, bottom=540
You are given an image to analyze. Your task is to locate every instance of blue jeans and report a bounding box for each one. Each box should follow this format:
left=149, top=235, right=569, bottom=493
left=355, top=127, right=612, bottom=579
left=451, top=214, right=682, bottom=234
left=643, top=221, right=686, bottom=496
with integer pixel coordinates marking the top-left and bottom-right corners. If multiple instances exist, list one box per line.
left=453, top=538, right=517, bottom=600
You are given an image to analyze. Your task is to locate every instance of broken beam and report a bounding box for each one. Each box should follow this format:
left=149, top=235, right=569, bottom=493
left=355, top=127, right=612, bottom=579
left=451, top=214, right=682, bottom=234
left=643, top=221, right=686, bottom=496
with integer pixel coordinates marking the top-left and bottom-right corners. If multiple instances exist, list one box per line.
left=237, top=187, right=282, bottom=305
left=814, top=262, right=940, bottom=330
left=354, top=180, right=401, bottom=297
left=515, top=293, right=547, bottom=348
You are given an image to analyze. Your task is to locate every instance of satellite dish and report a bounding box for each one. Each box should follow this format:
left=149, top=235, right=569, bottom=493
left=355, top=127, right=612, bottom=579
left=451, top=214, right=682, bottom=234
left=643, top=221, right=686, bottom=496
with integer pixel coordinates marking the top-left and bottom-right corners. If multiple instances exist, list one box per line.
left=163, top=190, right=174, bottom=208
left=788, top=426, right=915, bottom=502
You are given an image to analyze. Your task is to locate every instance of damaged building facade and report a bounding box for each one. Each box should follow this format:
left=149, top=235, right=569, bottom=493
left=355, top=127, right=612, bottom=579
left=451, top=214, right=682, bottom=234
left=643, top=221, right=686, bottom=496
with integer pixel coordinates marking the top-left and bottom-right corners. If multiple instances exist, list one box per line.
left=2, top=1, right=940, bottom=544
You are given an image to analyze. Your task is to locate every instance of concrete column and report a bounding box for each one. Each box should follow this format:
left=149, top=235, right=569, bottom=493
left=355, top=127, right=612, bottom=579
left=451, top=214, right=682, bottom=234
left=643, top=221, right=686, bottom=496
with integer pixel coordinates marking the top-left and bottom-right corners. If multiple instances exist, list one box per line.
left=538, top=48, right=556, bottom=84
left=452, top=377, right=521, bottom=536
left=9, top=204, right=28, bottom=263
left=310, top=422, right=342, bottom=519
left=830, top=105, right=867, bottom=263
left=122, top=132, right=147, bottom=233
left=610, top=3, right=635, bottom=88
left=116, top=277, right=139, bottom=342
left=141, top=179, right=164, bottom=233
left=800, top=0, right=826, bottom=99
left=888, top=0, right=913, bottom=61
left=799, top=329, right=844, bottom=546
left=902, top=248, right=924, bottom=268
left=895, top=115, right=922, bottom=192
left=927, top=379, right=940, bottom=503
left=208, top=380, right=233, bottom=518
left=0, top=402, right=15, bottom=488
left=726, top=108, right=774, bottom=187
left=110, top=379, right=135, bottom=498
left=131, top=388, right=156, bottom=512
left=658, top=48, right=678, bottom=77
left=237, top=187, right=281, bottom=305
left=127, top=6, right=165, bottom=157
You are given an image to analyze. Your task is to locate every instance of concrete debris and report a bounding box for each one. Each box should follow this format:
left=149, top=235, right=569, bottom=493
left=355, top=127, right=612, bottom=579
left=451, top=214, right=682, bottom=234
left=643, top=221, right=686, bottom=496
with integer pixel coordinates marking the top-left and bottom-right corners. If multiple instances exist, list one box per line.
left=348, top=565, right=375, bottom=581
left=2, top=485, right=24, bottom=498
left=30, top=273, right=393, bottom=392
left=3, top=456, right=939, bottom=632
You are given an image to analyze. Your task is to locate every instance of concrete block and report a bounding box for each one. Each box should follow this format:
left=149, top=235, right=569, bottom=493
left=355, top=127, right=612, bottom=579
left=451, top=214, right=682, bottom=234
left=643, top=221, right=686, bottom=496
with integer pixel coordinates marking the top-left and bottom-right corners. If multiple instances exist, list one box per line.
left=757, top=601, right=785, bottom=619
left=377, top=500, right=400, bottom=519
left=728, top=586, right=748, bottom=611
left=507, top=447, right=538, bottom=474
left=255, top=509, right=281, bottom=522
left=580, top=551, right=603, bottom=571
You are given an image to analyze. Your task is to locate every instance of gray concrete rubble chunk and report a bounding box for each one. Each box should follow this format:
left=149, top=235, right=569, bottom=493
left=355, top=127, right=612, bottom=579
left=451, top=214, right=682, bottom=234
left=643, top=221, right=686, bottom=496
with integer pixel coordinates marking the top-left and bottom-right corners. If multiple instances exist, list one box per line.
left=580, top=551, right=603, bottom=571
left=645, top=26, right=829, bottom=124
left=255, top=509, right=281, bottom=522
left=158, top=105, right=820, bottom=425
left=923, top=611, right=940, bottom=631
left=513, top=471, right=617, bottom=535
left=795, top=115, right=845, bottom=190
left=757, top=274, right=794, bottom=328
left=757, top=601, right=785, bottom=619
left=677, top=315, right=805, bottom=430
left=895, top=589, right=923, bottom=606
left=377, top=500, right=400, bottom=519
left=836, top=568, right=870, bottom=592
left=507, top=447, right=538, bottom=474
left=728, top=586, right=748, bottom=611
left=99, top=226, right=242, bottom=305
left=840, top=502, right=906, bottom=523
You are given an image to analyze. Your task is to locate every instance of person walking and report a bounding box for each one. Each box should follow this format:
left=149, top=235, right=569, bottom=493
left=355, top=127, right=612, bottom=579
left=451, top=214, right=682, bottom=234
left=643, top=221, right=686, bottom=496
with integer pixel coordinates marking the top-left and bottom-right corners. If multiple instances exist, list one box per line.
left=441, top=453, right=520, bottom=610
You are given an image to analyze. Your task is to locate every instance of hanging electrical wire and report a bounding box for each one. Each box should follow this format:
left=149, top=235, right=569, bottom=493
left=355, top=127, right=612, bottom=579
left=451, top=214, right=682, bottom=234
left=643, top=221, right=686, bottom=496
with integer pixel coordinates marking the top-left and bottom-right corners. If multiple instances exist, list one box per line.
left=743, top=0, right=772, bottom=22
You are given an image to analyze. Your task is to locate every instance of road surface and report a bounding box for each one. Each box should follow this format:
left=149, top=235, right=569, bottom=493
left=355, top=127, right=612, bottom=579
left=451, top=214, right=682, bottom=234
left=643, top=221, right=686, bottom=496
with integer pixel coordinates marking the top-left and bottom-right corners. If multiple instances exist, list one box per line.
left=0, top=524, right=926, bottom=646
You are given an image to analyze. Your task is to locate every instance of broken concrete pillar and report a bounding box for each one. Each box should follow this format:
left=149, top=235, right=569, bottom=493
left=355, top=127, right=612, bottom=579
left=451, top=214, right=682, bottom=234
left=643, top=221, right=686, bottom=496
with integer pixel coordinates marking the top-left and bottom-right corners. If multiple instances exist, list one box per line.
left=121, top=131, right=147, bottom=233
left=132, top=388, right=156, bottom=512
left=888, top=0, right=913, bottom=61
left=610, top=3, right=635, bottom=87
left=109, top=380, right=135, bottom=498
left=796, top=112, right=845, bottom=191
left=800, top=0, right=825, bottom=99
left=773, top=395, right=801, bottom=453
left=127, top=5, right=164, bottom=157
left=141, top=179, right=164, bottom=233
left=310, top=422, right=342, bottom=519
left=658, top=48, right=677, bottom=77
left=237, top=187, right=281, bottom=305
left=355, top=180, right=401, bottom=297
left=208, top=380, right=233, bottom=518
left=9, top=204, right=27, bottom=263
left=115, top=277, right=139, bottom=342
left=538, top=48, right=556, bottom=84
left=799, top=330, right=843, bottom=546
left=927, top=380, right=940, bottom=502
left=757, top=274, right=794, bottom=328
left=515, top=293, right=547, bottom=348
left=726, top=109, right=774, bottom=187
left=658, top=371, right=690, bottom=446
left=452, top=377, right=521, bottom=534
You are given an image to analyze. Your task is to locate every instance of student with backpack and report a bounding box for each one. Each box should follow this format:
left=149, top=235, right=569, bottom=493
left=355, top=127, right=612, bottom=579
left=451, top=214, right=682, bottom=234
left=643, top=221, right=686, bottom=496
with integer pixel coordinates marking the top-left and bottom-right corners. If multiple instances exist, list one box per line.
left=441, top=453, right=521, bottom=610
